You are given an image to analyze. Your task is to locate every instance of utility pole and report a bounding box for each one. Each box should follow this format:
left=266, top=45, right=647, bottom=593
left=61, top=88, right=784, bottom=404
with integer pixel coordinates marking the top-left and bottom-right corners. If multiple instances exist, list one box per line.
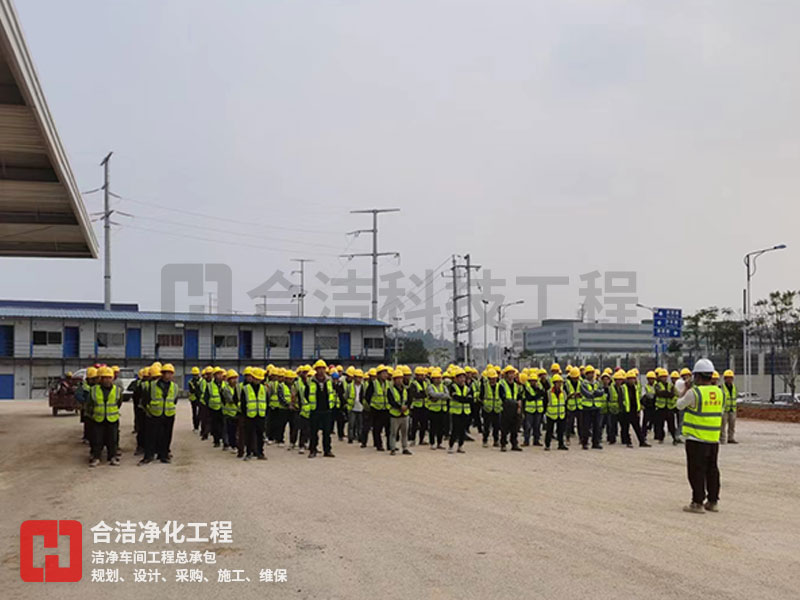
left=341, top=209, right=400, bottom=320
left=100, top=152, right=113, bottom=310
left=451, top=255, right=459, bottom=362
left=451, top=254, right=481, bottom=364
left=291, top=258, right=313, bottom=317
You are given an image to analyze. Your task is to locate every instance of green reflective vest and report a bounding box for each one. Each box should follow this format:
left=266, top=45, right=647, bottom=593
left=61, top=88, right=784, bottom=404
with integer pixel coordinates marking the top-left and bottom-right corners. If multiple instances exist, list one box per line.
left=245, top=382, right=267, bottom=418
left=268, top=380, right=281, bottom=409
left=682, top=385, right=723, bottom=443
left=344, top=381, right=357, bottom=411
left=388, top=384, right=409, bottom=417
left=608, top=384, right=624, bottom=415
left=623, top=384, right=641, bottom=413
left=654, top=381, right=668, bottom=409
left=198, top=378, right=208, bottom=405
left=425, top=383, right=446, bottom=412
left=722, top=383, right=737, bottom=413
left=499, top=379, right=518, bottom=412
left=91, top=384, right=119, bottom=423
left=298, top=379, right=312, bottom=419
left=410, top=380, right=426, bottom=409
left=482, top=381, right=501, bottom=413
left=546, top=388, right=566, bottom=420
left=188, top=377, right=200, bottom=402
left=581, top=380, right=602, bottom=409
left=307, top=379, right=336, bottom=412
left=667, top=381, right=678, bottom=410
left=566, top=378, right=582, bottom=411
left=149, top=380, right=177, bottom=417
left=370, top=380, right=388, bottom=411
left=524, top=382, right=544, bottom=413
left=449, top=383, right=471, bottom=415
left=208, top=380, right=222, bottom=411
left=221, top=382, right=239, bottom=417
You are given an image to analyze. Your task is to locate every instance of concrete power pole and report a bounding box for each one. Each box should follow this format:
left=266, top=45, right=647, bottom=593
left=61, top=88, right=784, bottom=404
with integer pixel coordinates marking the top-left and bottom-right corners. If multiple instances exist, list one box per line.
left=100, top=152, right=113, bottom=310
left=291, top=258, right=313, bottom=317
left=463, top=254, right=480, bottom=365
left=451, top=255, right=459, bottom=362
left=341, top=209, right=400, bottom=320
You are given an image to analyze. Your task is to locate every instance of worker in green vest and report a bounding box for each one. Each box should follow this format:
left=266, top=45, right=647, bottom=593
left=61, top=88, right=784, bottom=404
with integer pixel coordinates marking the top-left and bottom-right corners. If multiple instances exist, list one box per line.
left=199, top=366, right=213, bottom=440
left=621, top=369, right=650, bottom=448
left=497, top=366, right=521, bottom=452
left=89, top=366, right=120, bottom=467
left=564, top=367, right=582, bottom=443
left=365, top=364, right=391, bottom=452
left=306, top=359, right=338, bottom=458
left=242, top=367, right=267, bottom=460
left=607, top=370, right=627, bottom=444
left=481, top=368, right=501, bottom=448
left=221, top=369, right=240, bottom=452
left=387, top=368, right=412, bottom=455
left=720, top=369, right=738, bottom=444
left=447, top=367, right=471, bottom=454
left=204, top=367, right=225, bottom=448
left=677, top=359, right=723, bottom=513
left=296, top=365, right=312, bottom=453
left=132, top=367, right=149, bottom=456
left=425, top=368, right=448, bottom=449
left=522, top=371, right=545, bottom=447
left=188, top=366, right=201, bottom=433
left=140, top=363, right=178, bottom=464
left=545, top=374, right=568, bottom=451
left=408, top=367, right=428, bottom=446
left=578, top=365, right=605, bottom=450
left=345, top=368, right=365, bottom=445
left=654, top=368, right=680, bottom=444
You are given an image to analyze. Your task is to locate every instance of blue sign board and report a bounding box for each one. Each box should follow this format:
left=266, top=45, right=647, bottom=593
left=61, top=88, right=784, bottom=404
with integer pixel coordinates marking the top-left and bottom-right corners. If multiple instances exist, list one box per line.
left=653, top=308, right=682, bottom=338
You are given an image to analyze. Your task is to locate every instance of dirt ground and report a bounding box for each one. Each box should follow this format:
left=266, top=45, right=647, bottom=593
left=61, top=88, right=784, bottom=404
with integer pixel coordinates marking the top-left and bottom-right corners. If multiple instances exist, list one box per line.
left=1, top=400, right=799, bottom=600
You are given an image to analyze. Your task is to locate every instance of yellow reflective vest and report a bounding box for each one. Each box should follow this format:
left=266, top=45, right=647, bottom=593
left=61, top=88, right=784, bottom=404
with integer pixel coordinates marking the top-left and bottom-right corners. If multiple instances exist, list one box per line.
left=682, top=385, right=723, bottom=443
left=149, top=380, right=177, bottom=417
left=91, top=384, right=119, bottom=423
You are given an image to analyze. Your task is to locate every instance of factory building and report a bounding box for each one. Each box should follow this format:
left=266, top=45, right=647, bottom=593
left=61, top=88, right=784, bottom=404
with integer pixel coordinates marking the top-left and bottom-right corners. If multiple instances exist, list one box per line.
left=0, top=300, right=388, bottom=398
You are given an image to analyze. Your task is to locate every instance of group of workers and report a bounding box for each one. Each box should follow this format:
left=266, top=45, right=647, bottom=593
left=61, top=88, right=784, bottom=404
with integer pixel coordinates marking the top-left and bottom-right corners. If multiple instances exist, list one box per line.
left=72, top=358, right=739, bottom=490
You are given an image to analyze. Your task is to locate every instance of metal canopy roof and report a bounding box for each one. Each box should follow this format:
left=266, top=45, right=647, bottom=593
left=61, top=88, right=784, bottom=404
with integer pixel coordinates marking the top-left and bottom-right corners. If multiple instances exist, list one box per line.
left=0, top=305, right=388, bottom=327
left=0, top=0, right=97, bottom=258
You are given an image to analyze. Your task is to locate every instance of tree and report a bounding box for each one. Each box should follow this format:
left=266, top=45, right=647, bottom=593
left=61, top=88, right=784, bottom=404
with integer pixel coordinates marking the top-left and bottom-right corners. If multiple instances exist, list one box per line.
left=752, top=290, right=800, bottom=396
left=429, top=347, right=450, bottom=366
left=397, top=339, right=429, bottom=364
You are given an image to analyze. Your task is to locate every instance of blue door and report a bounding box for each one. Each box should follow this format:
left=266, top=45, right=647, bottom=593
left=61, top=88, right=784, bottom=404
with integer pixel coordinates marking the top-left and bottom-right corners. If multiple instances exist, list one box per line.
left=0, top=325, right=13, bottom=357
left=289, top=332, right=303, bottom=360
left=239, top=330, right=252, bottom=359
left=338, top=332, right=351, bottom=359
left=0, top=374, right=13, bottom=399
left=183, top=374, right=193, bottom=388
left=184, top=329, right=199, bottom=360
left=63, top=327, right=79, bottom=358
left=125, top=328, right=141, bottom=358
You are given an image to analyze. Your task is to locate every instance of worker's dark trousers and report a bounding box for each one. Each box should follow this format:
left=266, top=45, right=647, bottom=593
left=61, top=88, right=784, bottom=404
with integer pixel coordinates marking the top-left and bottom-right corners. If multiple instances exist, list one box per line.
left=427, top=410, right=444, bottom=446
left=545, top=417, right=566, bottom=448
left=299, top=416, right=310, bottom=449
left=685, top=440, right=720, bottom=505
left=348, top=411, right=363, bottom=443
left=579, top=408, right=602, bottom=447
left=334, top=408, right=347, bottom=440
left=523, top=412, right=543, bottom=445
left=268, top=408, right=288, bottom=443
left=164, top=415, right=175, bottom=456
left=199, top=403, right=210, bottom=440
left=309, top=410, right=333, bottom=455
left=409, top=407, right=428, bottom=443
left=620, top=411, right=646, bottom=446
left=289, top=411, right=300, bottom=446
left=482, top=411, right=500, bottom=444
left=144, top=416, right=168, bottom=460
left=244, top=418, right=257, bottom=456
left=91, top=420, right=119, bottom=461
left=566, top=410, right=577, bottom=437
left=191, top=400, right=201, bottom=431
left=225, top=416, right=237, bottom=448
left=654, top=407, right=678, bottom=441
left=605, top=413, right=619, bottom=443
left=360, top=410, right=372, bottom=447
left=134, top=406, right=146, bottom=451
left=471, top=403, right=483, bottom=432
left=209, top=409, right=223, bottom=445
left=641, top=406, right=655, bottom=435
left=371, top=410, right=390, bottom=450
left=254, top=417, right=266, bottom=457
left=449, top=412, right=469, bottom=448
left=236, top=416, right=246, bottom=457
left=500, top=411, right=520, bottom=449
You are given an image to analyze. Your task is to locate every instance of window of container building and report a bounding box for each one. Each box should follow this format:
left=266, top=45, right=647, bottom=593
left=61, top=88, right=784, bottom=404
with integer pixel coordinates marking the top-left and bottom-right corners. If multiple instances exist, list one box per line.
left=157, top=334, right=183, bottom=347
left=97, top=332, right=125, bottom=347
left=213, top=335, right=237, bottom=348
left=266, top=335, right=289, bottom=348
left=364, top=337, right=384, bottom=349
left=33, top=331, right=62, bottom=345
left=316, top=336, right=338, bottom=350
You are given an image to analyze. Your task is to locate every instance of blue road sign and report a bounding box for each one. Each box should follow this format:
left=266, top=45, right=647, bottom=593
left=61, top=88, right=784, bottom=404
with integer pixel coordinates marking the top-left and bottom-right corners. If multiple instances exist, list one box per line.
left=653, top=307, right=682, bottom=338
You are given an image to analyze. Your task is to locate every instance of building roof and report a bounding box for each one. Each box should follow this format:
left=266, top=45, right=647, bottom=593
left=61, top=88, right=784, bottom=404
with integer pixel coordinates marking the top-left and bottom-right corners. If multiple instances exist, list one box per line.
left=0, top=305, right=388, bottom=327
left=0, top=0, right=97, bottom=258
left=0, top=299, right=138, bottom=311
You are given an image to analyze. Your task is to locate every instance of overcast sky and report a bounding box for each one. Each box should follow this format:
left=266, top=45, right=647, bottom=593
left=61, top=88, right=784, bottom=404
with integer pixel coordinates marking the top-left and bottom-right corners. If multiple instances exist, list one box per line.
left=5, top=0, right=798, bottom=330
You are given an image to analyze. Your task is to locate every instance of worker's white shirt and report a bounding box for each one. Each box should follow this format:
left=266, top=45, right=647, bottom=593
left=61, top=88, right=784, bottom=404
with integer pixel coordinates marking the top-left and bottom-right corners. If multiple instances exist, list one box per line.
left=352, top=384, right=363, bottom=412
left=676, top=384, right=697, bottom=410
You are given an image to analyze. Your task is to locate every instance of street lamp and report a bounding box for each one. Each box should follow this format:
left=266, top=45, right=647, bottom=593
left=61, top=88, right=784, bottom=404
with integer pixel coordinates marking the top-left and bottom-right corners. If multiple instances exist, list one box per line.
left=481, top=299, right=489, bottom=366
left=496, top=300, right=524, bottom=365
left=743, top=244, right=787, bottom=399
left=636, top=302, right=661, bottom=367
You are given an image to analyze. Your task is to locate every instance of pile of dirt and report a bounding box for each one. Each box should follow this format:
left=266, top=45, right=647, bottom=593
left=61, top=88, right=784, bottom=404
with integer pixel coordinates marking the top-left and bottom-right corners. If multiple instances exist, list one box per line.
left=738, top=405, right=800, bottom=423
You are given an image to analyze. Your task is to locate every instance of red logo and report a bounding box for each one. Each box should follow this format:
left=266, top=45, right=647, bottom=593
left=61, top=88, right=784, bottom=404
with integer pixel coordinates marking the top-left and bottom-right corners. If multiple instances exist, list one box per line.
left=20, top=520, right=82, bottom=582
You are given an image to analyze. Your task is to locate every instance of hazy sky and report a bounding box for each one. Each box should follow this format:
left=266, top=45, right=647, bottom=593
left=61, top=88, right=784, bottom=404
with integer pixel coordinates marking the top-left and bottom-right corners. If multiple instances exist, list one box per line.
left=5, top=0, right=798, bottom=329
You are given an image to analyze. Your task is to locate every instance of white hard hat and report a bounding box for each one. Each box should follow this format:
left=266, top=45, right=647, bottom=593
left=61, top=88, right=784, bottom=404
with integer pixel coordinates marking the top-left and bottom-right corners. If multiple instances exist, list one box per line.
left=692, top=358, right=715, bottom=374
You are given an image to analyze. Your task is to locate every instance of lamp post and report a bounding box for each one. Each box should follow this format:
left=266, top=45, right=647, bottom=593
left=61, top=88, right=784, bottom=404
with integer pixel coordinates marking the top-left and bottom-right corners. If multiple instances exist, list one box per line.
left=636, top=302, right=659, bottom=367
left=481, top=299, right=489, bottom=366
left=496, top=300, right=524, bottom=365
left=743, top=244, right=786, bottom=398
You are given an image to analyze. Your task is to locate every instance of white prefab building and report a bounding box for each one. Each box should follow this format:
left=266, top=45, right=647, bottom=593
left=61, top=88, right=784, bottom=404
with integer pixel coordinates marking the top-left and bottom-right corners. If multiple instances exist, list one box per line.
left=0, top=302, right=388, bottom=399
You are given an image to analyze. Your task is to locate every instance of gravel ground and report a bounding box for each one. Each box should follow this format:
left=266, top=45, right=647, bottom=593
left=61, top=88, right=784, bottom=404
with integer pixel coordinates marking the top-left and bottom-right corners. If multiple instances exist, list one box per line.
left=2, top=400, right=800, bottom=600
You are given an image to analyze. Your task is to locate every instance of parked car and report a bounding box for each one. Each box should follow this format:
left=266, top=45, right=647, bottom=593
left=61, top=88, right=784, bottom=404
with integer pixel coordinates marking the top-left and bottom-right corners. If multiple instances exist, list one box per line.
left=737, top=392, right=765, bottom=404
left=72, top=367, right=136, bottom=401
left=773, top=393, right=800, bottom=406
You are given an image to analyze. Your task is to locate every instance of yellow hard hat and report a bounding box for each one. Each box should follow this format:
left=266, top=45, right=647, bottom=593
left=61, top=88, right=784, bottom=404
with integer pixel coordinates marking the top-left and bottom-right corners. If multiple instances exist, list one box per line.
left=150, top=366, right=162, bottom=377
left=550, top=363, right=561, bottom=372
left=401, top=365, right=412, bottom=375
left=345, top=366, right=356, bottom=376
left=551, top=374, right=564, bottom=383
left=414, top=366, right=427, bottom=376
left=680, top=367, right=692, bottom=376
left=519, top=372, right=529, bottom=384
left=226, top=369, right=238, bottom=379
left=486, top=368, right=498, bottom=379
left=191, top=366, right=200, bottom=375
left=600, top=371, right=611, bottom=379
left=243, top=366, right=253, bottom=376
left=723, top=369, right=734, bottom=378
left=613, top=370, right=626, bottom=380
left=213, top=366, right=225, bottom=374
left=151, top=361, right=162, bottom=369
left=670, top=370, right=680, bottom=378
left=625, top=369, right=637, bottom=378
left=368, top=368, right=377, bottom=377
left=646, top=371, right=656, bottom=379
left=141, top=367, right=150, bottom=377
left=392, top=368, right=404, bottom=379
left=528, top=371, right=539, bottom=380
left=161, top=363, right=175, bottom=373
left=111, top=365, right=120, bottom=373
left=98, top=366, right=114, bottom=378
left=632, top=368, right=640, bottom=376
left=252, top=367, right=265, bottom=381
left=712, top=371, right=720, bottom=379
left=86, top=366, right=98, bottom=378
left=569, top=367, right=580, bottom=378
left=202, top=365, right=214, bottom=375
left=655, top=368, right=668, bottom=377
left=603, top=367, right=613, bottom=375
left=430, top=368, right=443, bottom=378
left=138, top=368, right=145, bottom=378
left=376, top=364, right=390, bottom=374
left=451, top=366, right=466, bottom=377
left=313, top=359, right=327, bottom=370
left=354, top=369, right=365, bottom=378
left=502, top=365, right=516, bottom=374
left=286, top=370, right=297, bottom=379
left=584, top=365, right=595, bottom=374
